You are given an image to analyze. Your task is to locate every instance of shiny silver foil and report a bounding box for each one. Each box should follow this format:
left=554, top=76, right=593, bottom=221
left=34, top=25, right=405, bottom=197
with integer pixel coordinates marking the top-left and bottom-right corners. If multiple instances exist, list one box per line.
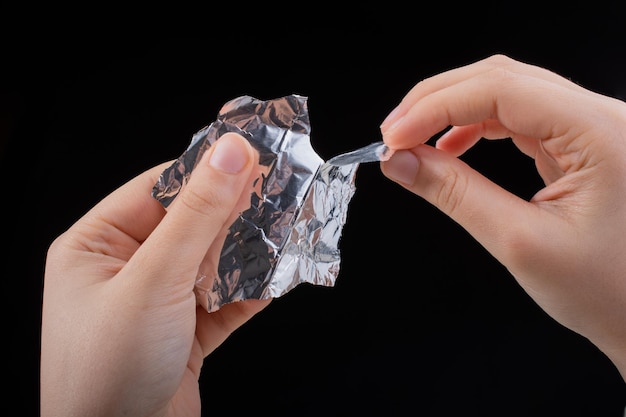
left=152, top=94, right=392, bottom=312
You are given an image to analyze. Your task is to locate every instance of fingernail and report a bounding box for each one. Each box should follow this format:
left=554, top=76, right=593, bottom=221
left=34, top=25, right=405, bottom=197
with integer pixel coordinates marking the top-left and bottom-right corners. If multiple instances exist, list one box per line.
left=380, top=105, right=403, bottom=133
left=384, top=150, right=419, bottom=185
left=209, top=134, right=250, bottom=174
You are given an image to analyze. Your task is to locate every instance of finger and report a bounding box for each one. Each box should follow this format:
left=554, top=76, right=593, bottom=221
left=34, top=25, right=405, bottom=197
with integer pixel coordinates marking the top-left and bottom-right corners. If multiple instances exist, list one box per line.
left=79, top=161, right=171, bottom=236
left=383, top=54, right=587, bottom=149
left=434, top=122, right=501, bottom=157
left=380, top=54, right=591, bottom=137
left=432, top=118, right=573, bottom=185
left=407, top=55, right=590, bottom=105
left=380, top=145, right=544, bottom=266
left=195, top=298, right=272, bottom=357
left=123, top=132, right=257, bottom=291
left=435, top=121, right=540, bottom=159
left=48, top=161, right=175, bottom=279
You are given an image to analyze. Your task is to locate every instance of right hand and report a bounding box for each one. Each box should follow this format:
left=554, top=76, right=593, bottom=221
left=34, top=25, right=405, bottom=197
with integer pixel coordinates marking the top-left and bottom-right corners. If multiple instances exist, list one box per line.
left=379, top=54, right=626, bottom=379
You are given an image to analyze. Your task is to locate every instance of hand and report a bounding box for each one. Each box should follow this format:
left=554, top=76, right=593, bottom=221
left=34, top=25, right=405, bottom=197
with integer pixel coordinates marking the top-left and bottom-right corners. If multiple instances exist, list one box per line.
left=379, top=54, right=626, bottom=379
left=40, top=133, right=272, bottom=417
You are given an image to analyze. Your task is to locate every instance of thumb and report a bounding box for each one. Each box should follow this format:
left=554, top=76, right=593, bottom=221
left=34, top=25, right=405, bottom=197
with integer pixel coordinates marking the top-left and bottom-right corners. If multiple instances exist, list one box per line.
left=124, top=132, right=257, bottom=293
left=380, top=144, right=538, bottom=265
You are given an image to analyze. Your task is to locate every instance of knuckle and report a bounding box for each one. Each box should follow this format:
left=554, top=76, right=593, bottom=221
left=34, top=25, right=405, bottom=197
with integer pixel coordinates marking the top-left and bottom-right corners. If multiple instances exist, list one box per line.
left=484, top=55, right=518, bottom=82
left=486, top=53, right=514, bottom=66
left=434, top=168, right=468, bottom=217
left=179, top=185, right=227, bottom=219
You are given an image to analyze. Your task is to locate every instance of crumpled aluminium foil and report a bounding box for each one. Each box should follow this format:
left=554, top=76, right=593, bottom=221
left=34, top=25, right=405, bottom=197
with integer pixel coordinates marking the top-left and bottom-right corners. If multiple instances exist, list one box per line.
left=152, top=94, right=392, bottom=312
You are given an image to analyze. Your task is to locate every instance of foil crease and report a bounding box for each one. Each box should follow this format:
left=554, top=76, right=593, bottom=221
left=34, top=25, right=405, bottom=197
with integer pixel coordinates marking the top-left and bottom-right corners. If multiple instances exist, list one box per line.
left=152, top=94, right=391, bottom=312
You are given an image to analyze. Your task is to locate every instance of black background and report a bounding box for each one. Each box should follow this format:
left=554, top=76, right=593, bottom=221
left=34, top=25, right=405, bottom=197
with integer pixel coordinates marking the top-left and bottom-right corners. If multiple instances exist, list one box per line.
left=5, top=3, right=626, bottom=416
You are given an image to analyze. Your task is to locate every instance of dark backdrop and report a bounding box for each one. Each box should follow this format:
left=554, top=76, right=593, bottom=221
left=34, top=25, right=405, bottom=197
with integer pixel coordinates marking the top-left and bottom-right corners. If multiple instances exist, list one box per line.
left=5, top=5, right=626, bottom=417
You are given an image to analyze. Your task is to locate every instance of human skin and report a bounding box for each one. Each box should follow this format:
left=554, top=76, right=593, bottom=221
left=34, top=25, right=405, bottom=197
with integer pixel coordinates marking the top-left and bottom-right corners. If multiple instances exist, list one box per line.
left=380, top=54, right=626, bottom=380
left=40, top=133, right=272, bottom=417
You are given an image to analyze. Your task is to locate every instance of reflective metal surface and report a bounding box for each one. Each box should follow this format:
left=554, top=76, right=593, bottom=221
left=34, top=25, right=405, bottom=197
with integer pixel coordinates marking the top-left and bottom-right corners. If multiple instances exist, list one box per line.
left=152, top=95, right=391, bottom=312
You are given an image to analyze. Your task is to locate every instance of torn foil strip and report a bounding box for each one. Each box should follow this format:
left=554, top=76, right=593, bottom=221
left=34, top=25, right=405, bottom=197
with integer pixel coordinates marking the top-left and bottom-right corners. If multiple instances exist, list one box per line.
left=326, top=140, right=391, bottom=166
left=152, top=94, right=392, bottom=312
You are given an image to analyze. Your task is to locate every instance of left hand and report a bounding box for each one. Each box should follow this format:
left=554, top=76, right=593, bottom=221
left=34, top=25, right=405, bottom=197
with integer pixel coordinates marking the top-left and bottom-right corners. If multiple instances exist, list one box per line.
left=40, top=132, right=272, bottom=417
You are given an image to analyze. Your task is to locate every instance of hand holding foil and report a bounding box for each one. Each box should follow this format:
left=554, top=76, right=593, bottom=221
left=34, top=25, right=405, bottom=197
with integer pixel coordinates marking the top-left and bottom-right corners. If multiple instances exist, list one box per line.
left=153, top=94, right=392, bottom=312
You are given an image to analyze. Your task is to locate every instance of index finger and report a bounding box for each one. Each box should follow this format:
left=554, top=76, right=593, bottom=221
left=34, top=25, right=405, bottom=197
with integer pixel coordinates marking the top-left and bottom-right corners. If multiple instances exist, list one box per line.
left=380, top=54, right=593, bottom=149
